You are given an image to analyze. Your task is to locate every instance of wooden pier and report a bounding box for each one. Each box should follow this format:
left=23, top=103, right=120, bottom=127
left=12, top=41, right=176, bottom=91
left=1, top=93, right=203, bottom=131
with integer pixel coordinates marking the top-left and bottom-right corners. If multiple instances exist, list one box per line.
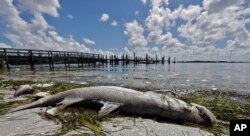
left=0, top=48, right=170, bottom=70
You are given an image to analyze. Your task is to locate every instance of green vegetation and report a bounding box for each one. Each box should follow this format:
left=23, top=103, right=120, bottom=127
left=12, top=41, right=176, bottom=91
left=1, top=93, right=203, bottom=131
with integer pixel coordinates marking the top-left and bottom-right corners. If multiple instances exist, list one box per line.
left=41, top=108, right=105, bottom=136
left=0, top=100, right=28, bottom=116
left=0, top=79, right=89, bottom=93
left=40, top=82, right=89, bottom=94
left=182, top=90, right=250, bottom=121
left=182, top=90, right=250, bottom=135
left=0, top=80, right=36, bottom=90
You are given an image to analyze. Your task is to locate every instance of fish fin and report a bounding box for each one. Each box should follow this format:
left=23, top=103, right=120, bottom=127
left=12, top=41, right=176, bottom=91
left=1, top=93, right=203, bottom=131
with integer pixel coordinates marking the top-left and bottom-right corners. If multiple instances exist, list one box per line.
left=98, top=102, right=121, bottom=118
left=57, top=98, right=83, bottom=109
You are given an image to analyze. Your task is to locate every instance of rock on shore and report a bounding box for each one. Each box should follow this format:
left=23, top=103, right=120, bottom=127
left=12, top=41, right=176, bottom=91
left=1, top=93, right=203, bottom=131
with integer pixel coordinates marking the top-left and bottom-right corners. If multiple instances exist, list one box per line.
left=0, top=108, right=61, bottom=136
left=101, top=117, right=213, bottom=136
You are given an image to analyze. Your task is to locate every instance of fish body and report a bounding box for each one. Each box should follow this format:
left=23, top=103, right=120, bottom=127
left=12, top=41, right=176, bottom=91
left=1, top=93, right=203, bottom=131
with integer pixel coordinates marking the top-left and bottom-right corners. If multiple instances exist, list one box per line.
left=9, top=86, right=216, bottom=126
left=14, top=85, right=33, bottom=97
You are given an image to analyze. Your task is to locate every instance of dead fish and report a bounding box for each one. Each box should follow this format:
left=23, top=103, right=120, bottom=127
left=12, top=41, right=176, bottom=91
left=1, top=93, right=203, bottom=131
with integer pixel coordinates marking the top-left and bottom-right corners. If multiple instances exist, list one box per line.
left=9, top=86, right=216, bottom=126
left=14, top=85, right=33, bottom=97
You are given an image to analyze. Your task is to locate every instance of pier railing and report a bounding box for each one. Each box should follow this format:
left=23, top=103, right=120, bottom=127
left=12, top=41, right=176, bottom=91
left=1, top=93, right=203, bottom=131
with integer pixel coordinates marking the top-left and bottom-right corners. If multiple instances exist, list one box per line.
left=0, top=48, right=169, bottom=70
left=0, top=48, right=105, bottom=70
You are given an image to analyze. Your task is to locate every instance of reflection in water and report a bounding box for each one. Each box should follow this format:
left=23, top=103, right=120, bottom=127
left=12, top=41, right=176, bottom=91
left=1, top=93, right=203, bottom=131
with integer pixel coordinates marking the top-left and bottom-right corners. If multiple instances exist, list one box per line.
left=1, top=63, right=250, bottom=93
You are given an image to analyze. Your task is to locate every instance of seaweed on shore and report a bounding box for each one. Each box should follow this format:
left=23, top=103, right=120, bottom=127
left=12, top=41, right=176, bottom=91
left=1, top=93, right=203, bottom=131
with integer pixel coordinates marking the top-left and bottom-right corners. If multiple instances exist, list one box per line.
left=41, top=82, right=89, bottom=94
left=182, top=90, right=250, bottom=121
left=0, top=80, right=36, bottom=90
left=0, top=79, right=89, bottom=94
left=0, top=100, right=28, bottom=116
left=182, top=89, right=250, bottom=135
left=40, top=107, right=106, bottom=136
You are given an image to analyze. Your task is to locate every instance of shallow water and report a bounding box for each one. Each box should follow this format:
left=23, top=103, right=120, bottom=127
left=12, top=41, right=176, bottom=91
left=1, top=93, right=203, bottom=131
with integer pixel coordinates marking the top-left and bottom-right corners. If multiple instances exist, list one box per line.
left=1, top=63, right=250, bottom=93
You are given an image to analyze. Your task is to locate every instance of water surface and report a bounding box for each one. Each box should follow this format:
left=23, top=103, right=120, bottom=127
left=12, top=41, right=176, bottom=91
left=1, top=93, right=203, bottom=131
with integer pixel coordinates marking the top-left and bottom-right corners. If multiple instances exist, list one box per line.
left=1, top=63, right=250, bottom=93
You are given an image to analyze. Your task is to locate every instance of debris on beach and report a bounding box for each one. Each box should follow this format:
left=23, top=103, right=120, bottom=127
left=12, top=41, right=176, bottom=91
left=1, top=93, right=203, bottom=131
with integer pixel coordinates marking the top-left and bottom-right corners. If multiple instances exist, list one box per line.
left=14, top=84, right=33, bottom=97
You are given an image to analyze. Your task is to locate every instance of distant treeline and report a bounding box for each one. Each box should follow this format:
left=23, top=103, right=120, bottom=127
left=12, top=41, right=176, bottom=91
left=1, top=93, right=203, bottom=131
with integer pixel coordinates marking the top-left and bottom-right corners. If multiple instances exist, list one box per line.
left=175, top=60, right=250, bottom=63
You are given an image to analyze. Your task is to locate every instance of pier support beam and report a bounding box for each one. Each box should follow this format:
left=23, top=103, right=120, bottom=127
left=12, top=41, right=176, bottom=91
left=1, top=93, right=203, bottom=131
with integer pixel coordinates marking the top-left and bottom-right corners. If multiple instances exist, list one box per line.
left=28, top=50, right=34, bottom=70
left=4, top=48, right=9, bottom=70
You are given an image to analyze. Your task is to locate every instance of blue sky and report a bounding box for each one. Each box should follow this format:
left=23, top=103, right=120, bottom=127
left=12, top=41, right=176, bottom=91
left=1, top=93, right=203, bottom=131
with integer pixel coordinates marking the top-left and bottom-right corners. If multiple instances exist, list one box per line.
left=47, top=0, right=148, bottom=50
left=0, top=0, right=249, bottom=60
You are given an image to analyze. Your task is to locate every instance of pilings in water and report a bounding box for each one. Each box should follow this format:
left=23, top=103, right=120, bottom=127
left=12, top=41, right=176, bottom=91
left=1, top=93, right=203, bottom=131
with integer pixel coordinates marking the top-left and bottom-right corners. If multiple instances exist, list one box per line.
left=3, top=48, right=9, bottom=69
left=173, top=57, right=176, bottom=63
left=28, top=50, right=34, bottom=70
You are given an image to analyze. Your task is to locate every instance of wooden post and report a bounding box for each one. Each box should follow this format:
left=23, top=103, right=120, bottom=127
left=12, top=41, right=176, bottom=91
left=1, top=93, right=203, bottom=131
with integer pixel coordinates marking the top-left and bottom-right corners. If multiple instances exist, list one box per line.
left=50, top=51, right=54, bottom=70
left=67, top=53, right=70, bottom=68
left=156, top=55, right=158, bottom=64
left=28, top=50, right=34, bottom=70
left=81, top=53, right=83, bottom=67
left=93, top=54, right=95, bottom=65
left=77, top=53, right=80, bottom=68
left=48, top=51, right=51, bottom=69
left=88, top=54, right=90, bottom=66
left=105, top=55, right=108, bottom=64
left=64, top=52, right=67, bottom=68
left=125, top=54, right=128, bottom=64
left=133, top=52, right=135, bottom=62
left=4, top=48, right=10, bottom=70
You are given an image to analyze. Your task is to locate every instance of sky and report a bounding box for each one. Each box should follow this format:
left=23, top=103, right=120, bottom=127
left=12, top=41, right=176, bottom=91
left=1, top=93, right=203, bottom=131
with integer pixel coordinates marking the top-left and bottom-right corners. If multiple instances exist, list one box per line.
left=0, top=0, right=250, bottom=61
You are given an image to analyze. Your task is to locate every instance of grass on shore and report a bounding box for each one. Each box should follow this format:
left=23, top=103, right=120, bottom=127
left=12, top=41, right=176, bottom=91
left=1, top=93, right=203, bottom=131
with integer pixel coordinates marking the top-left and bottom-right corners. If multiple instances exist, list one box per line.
left=182, top=90, right=250, bottom=121
left=40, top=107, right=106, bottom=136
left=182, top=90, right=250, bottom=135
left=0, top=100, right=29, bottom=116
left=0, top=79, right=89, bottom=94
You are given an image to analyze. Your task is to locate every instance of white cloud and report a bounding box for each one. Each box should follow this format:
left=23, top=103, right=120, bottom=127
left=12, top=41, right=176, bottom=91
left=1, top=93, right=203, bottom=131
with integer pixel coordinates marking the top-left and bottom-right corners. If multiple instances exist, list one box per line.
left=122, top=0, right=250, bottom=60
left=100, top=13, right=109, bottom=22
left=145, top=0, right=184, bottom=48
left=135, top=10, right=139, bottom=16
left=141, top=0, right=147, bottom=5
left=92, top=49, right=114, bottom=56
left=111, top=20, right=118, bottom=26
left=145, top=0, right=172, bottom=32
left=83, top=37, right=96, bottom=45
left=226, top=28, right=250, bottom=50
left=0, top=0, right=103, bottom=54
left=178, top=5, right=201, bottom=21
left=16, top=0, right=60, bottom=17
left=123, top=0, right=184, bottom=56
left=150, top=46, right=159, bottom=54
left=124, top=20, right=148, bottom=48
left=177, top=2, right=249, bottom=47
left=67, top=14, right=73, bottom=19
left=203, top=0, right=244, bottom=14
left=0, top=42, right=11, bottom=48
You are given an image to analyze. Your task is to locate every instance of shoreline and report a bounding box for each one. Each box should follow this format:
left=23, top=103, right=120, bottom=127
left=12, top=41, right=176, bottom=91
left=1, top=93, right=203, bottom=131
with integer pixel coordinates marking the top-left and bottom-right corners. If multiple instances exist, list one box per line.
left=1, top=78, right=250, bottom=135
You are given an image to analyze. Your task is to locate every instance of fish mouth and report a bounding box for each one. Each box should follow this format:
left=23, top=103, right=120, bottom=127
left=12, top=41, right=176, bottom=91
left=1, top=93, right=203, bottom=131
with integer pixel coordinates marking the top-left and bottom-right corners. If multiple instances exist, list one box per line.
left=191, top=103, right=217, bottom=126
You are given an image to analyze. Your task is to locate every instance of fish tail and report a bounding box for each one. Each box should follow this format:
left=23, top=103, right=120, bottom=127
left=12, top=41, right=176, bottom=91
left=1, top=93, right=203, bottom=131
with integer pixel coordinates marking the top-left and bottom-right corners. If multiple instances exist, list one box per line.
left=8, top=93, right=63, bottom=113
left=7, top=101, right=42, bottom=113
